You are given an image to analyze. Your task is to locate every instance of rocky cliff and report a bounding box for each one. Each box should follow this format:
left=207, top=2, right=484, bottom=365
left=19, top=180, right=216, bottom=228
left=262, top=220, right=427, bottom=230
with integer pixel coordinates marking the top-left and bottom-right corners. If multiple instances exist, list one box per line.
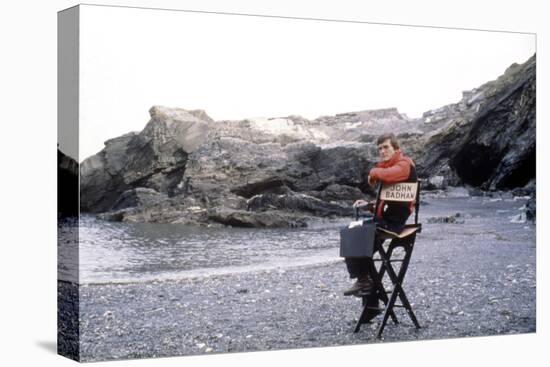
left=414, top=55, right=535, bottom=191
left=80, top=55, right=536, bottom=227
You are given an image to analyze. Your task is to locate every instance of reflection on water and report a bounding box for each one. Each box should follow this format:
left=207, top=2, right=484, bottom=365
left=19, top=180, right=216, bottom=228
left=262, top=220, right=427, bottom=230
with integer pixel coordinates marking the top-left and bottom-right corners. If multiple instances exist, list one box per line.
left=58, top=217, right=79, bottom=283
left=59, top=215, right=345, bottom=284
left=57, top=196, right=533, bottom=285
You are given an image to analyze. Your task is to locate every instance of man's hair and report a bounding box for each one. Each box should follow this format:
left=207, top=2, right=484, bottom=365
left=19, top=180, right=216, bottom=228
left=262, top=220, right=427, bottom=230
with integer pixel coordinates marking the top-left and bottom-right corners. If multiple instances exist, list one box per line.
left=377, top=133, right=400, bottom=150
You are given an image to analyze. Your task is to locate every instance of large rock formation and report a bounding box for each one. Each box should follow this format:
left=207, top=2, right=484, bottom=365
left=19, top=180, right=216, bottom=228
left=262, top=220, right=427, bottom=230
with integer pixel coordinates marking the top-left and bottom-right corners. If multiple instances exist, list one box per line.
left=80, top=107, right=210, bottom=213
left=80, top=55, right=536, bottom=226
left=414, top=55, right=536, bottom=191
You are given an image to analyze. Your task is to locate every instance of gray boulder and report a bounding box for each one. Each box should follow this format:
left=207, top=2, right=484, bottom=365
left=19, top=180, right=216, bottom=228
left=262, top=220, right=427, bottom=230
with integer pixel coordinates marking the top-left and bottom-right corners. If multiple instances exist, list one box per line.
left=208, top=209, right=308, bottom=228
left=305, top=183, right=365, bottom=202
left=246, top=192, right=354, bottom=217
left=80, top=106, right=211, bottom=213
left=110, top=187, right=168, bottom=211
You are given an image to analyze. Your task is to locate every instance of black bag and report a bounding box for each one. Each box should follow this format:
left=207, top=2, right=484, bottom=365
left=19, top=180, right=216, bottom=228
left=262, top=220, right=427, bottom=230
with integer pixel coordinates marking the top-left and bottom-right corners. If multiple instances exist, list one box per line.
left=339, top=220, right=376, bottom=258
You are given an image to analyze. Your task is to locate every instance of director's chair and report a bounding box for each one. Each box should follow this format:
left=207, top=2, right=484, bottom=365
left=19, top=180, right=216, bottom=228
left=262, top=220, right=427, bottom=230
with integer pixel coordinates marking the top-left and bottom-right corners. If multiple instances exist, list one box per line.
left=353, top=180, right=422, bottom=338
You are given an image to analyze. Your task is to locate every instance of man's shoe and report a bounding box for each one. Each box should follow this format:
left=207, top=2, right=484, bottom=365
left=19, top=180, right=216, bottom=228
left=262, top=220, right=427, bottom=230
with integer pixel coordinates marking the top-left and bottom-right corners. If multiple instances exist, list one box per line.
left=343, top=276, right=373, bottom=296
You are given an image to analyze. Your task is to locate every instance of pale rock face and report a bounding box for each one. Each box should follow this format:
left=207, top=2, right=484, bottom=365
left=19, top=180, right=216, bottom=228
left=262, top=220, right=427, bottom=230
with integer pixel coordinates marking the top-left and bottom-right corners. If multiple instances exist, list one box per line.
left=247, top=117, right=330, bottom=142
left=144, top=106, right=211, bottom=153
left=248, top=117, right=298, bottom=135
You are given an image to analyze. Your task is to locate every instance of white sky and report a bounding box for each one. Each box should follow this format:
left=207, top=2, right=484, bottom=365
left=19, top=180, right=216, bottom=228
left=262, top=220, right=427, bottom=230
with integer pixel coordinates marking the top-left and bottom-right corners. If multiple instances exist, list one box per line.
left=75, top=4, right=535, bottom=161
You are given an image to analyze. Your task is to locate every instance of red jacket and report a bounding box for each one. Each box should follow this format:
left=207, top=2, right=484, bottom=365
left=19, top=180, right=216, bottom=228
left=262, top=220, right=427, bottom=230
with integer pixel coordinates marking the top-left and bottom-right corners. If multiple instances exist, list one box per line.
left=369, top=150, right=414, bottom=184
left=369, top=150, right=416, bottom=222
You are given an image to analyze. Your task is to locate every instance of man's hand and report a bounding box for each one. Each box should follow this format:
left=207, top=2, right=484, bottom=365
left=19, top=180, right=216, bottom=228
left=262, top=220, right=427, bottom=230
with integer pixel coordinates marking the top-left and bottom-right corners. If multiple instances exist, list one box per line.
left=353, top=199, right=375, bottom=213
left=368, top=174, right=377, bottom=187
left=353, top=199, right=368, bottom=208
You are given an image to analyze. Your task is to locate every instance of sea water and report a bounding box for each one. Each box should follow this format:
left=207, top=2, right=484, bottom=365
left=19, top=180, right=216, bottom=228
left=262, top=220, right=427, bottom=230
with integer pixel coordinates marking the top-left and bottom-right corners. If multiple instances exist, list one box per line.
left=57, top=195, right=533, bottom=285
left=58, top=214, right=345, bottom=285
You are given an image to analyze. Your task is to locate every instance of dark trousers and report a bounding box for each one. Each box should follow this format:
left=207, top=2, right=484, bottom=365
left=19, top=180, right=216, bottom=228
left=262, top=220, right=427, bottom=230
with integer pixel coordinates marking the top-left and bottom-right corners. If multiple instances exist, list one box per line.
left=344, top=236, right=384, bottom=279
left=345, top=257, right=374, bottom=279
left=344, top=221, right=403, bottom=311
left=345, top=255, right=380, bottom=309
left=345, top=237, right=384, bottom=309
left=344, top=218, right=404, bottom=279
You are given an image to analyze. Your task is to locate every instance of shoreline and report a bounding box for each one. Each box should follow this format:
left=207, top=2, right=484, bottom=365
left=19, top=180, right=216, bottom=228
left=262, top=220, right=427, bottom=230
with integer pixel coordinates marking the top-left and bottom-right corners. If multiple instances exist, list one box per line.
left=58, top=196, right=536, bottom=362
left=63, top=253, right=344, bottom=287
left=60, top=225, right=535, bottom=362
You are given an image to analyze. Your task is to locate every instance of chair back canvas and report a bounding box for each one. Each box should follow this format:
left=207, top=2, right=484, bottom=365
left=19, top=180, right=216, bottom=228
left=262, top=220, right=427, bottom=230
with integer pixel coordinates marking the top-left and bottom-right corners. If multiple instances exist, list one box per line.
left=379, top=182, right=418, bottom=203
left=375, top=181, right=422, bottom=226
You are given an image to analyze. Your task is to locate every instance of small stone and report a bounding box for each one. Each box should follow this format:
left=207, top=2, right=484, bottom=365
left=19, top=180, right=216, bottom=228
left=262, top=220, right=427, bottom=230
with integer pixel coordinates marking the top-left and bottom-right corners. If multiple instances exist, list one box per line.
left=510, top=213, right=526, bottom=223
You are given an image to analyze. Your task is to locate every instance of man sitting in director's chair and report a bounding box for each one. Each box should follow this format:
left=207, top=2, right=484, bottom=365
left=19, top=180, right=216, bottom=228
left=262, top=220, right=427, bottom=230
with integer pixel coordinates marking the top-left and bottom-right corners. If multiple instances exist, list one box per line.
left=343, top=133, right=417, bottom=296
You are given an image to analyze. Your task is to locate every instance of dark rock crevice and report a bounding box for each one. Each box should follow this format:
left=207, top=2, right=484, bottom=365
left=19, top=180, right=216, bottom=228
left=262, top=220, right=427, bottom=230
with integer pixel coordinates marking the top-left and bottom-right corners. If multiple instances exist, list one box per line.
left=493, top=147, right=536, bottom=189
left=416, top=54, right=535, bottom=194
left=451, top=143, right=501, bottom=186
left=231, top=178, right=294, bottom=198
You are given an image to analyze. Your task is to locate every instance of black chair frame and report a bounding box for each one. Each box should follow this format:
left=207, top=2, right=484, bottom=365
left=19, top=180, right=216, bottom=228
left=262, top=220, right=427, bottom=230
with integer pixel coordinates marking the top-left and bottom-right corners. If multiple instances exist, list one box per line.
left=353, top=180, right=422, bottom=338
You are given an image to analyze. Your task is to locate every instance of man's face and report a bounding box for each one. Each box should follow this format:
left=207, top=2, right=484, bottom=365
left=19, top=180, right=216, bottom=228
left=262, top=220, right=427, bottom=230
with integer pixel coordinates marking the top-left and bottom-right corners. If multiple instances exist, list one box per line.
left=378, top=139, right=396, bottom=161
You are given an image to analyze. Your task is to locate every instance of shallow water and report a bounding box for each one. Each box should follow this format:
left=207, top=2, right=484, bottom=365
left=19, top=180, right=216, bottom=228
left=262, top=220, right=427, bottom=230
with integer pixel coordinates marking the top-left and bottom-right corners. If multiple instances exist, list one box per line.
left=59, top=215, right=346, bottom=284
left=58, top=194, right=534, bottom=285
